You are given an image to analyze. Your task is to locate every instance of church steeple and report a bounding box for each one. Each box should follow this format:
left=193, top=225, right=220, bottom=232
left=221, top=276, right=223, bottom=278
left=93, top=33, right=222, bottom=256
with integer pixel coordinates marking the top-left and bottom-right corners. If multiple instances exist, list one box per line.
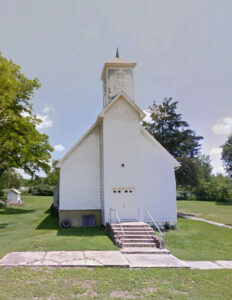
left=101, top=52, right=136, bottom=108
left=116, top=47, right=119, bottom=58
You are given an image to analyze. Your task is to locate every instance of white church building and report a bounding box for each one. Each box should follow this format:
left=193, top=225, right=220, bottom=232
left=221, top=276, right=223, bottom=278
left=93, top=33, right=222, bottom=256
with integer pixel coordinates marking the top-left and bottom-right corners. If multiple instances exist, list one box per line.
left=58, top=52, right=180, bottom=227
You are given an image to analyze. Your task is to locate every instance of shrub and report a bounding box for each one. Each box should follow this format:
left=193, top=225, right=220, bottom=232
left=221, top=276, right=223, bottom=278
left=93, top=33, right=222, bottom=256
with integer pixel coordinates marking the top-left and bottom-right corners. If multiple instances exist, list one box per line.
left=177, top=187, right=195, bottom=200
left=29, top=184, right=54, bottom=196
left=50, top=203, right=58, bottom=217
left=0, top=200, right=6, bottom=208
left=177, top=175, right=232, bottom=203
left=164, top=222, right=170, bottom=230
left=193, top=176, right=232, bottom=202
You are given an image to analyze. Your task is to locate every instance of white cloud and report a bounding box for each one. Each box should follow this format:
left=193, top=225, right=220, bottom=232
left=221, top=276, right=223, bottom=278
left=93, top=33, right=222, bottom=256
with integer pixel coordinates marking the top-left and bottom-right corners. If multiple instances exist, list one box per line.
left=21, top=111, right=30, bottom=117
left=36, top=114, right=53, bottom=130
left=211, top=117, right=232, bottom=135
left=143, top=110, right=153, bottom=124
left=43, top=105, right=55, bottom=114
left=210, top=147, right=222, bottom=155
left=54, top=144, right=65, bottom=152
left=209, top=147, right=225, bottom=175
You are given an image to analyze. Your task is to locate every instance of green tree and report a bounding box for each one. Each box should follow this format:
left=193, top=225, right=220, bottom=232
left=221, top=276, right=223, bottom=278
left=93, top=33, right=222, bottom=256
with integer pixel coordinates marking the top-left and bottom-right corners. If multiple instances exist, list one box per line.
left=0, top=169, right=22, bottom=189
left=143, top=98, right=203, bottom=187
left=222, top=135, right=232, bottom=178
left=195, top=154, right=212, bottom=181
left=46, top=160, right=59, bottom=186
left=0, top=53, right=53, bottom=180
left=193, top=174, right=232, bottom=203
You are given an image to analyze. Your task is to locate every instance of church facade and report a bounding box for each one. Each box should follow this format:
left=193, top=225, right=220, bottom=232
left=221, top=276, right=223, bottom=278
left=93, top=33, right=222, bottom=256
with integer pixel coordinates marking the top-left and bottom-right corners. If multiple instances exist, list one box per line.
left=58, top=54, right=180, bottom=227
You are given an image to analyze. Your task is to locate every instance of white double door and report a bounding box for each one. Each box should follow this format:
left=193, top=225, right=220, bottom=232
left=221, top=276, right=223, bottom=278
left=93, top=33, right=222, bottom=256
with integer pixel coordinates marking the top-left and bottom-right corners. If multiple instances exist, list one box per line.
left=112, top=187, right=137, bottom=221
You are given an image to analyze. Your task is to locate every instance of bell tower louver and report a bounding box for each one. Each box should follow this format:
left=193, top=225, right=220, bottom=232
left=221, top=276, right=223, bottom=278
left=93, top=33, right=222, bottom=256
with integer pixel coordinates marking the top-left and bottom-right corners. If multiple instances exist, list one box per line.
left=101, top=49, right=136, bottom=108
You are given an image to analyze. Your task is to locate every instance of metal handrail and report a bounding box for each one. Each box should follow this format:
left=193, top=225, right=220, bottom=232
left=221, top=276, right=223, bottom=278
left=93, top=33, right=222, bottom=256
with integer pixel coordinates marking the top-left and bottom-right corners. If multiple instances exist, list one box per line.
left=146, top=209, right=163, bottom=236
left=110, top=208, right=125, bottom=244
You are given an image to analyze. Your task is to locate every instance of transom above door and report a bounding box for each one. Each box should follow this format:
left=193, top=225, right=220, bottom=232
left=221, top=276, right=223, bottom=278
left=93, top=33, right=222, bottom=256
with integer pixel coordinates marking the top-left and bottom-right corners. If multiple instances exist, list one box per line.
left=112, top=187, right=135, bottom=195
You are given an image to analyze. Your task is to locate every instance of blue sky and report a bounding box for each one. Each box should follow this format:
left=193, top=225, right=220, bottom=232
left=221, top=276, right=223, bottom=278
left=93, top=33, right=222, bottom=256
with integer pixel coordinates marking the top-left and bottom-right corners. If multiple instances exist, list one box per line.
left=1, top=0, right=232, bottom=175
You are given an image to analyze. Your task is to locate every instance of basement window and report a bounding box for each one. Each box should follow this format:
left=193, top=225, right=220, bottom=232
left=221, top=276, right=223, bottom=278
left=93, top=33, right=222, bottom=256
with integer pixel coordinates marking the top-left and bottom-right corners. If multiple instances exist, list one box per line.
left=129, top=190, right=133, bottom=193
left=125, top=190, right=128, bottom=193
left=82, top=215, right=96, bottom=227
left=118, top=190, right=121, bottom=193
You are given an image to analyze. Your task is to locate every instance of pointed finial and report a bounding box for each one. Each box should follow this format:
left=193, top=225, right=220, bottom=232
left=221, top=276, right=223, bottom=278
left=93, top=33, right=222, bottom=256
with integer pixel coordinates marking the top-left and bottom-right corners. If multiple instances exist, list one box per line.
left=116, top=47, right=119, bottom=58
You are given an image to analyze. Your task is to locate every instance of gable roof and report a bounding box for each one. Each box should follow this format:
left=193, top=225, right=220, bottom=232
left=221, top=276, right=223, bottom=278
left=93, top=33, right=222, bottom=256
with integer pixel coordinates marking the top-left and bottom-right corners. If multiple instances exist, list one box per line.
left=98, top=92, right=146, bottom=120
left=8, top=188, right=21, bottom=194
left=58, top=92, right=145, bottom=167
left=58, top=93, right=179, bottom=169
left=140, top=127, right=180, bottom=168
left=57, top=121, right=99, bottom=167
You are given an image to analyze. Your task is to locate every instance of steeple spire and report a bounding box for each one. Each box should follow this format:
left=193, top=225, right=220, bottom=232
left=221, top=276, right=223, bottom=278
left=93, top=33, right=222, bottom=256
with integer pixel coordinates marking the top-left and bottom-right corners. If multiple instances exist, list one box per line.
left=116, top=47, right=119, bottom=58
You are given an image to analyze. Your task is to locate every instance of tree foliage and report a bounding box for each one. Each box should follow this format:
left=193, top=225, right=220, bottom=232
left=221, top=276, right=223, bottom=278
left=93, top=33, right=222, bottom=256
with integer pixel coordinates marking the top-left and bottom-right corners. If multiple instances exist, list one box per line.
left=178, top=174, right=232, bottom=203
left=0, top=169, right=22, bottom=189
left=143, top=98, right=203, bottom=187
left=46, top=160, right=59, bottom=186
left=0, top=53, right=53, bottom=178
left=222, top=135, right=232, bottom=178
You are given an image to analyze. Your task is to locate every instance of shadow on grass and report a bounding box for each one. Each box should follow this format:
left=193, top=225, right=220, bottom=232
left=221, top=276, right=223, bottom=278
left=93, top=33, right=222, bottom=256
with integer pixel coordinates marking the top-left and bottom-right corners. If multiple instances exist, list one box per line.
left=0, top=208, right=35, bottom=215
left=36, top=215, right=59, bottom=230
left=215, top=202, right=232, bottom=206
left=36, top=215, right=107, bottom=237
left=0, top=223, right=8, bottom=229
left=57, top=226, right=107, bottom=237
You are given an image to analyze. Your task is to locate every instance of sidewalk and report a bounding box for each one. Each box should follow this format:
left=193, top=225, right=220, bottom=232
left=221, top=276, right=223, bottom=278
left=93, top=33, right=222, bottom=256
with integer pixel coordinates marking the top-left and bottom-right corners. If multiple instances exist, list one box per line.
left=0, top=250, right=232, bottom=269
left=178, top=213, right=232, bottom=229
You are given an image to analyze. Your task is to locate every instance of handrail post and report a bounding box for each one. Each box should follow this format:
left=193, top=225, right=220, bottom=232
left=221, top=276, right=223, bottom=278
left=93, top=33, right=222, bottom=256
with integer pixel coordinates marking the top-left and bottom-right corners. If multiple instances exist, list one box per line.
left=110, top=208, right=125, bottom=246
left=146, top=209, right=163, bottom=236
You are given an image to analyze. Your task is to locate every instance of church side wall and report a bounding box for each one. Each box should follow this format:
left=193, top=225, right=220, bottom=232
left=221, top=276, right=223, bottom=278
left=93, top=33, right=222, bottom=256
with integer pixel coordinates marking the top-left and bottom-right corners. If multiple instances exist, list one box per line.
left=59, top=126, right=101, bottom=218
left=139, top=131, right=177, bottom=225
left=99, top=123, right=105, bottom=223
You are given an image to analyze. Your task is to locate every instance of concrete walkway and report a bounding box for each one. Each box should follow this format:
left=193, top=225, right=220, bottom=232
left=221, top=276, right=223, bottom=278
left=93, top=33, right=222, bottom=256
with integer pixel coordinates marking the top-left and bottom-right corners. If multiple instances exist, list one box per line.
left=178, top=213, right=232, bottom=229
left=0, top=250, right=232, bottom=269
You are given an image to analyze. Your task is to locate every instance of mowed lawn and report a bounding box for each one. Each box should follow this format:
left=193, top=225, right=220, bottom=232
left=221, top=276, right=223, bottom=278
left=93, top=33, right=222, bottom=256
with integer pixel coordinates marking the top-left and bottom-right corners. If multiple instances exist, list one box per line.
left=0, top=195, right=232, bottom=261
left=177, top=200, right=232, bottom=225
left=0, top=267, right=232, bottom=299
left=0, top=195, right=117, bottom=259
left=163, top=218, right=232, bottom=261
left=1, top=196, right=232, bottom=299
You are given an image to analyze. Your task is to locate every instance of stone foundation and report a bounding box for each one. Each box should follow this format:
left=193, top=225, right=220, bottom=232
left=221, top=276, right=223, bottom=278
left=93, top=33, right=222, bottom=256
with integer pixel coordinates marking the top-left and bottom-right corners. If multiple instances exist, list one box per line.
left=59, top=210, right=102, bottom=227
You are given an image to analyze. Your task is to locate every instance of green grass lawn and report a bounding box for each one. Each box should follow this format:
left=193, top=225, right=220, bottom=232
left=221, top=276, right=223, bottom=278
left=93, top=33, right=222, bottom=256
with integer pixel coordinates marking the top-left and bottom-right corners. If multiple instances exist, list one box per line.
left=1, top=195, right=232, bottom=261
left=0, top=195, right=117, bottom=259
left=163, top=217, right=232, bottom=260
left=1, top=195, right=232, bottom=299
left=0, top=267, right=231, bottom=299
left=177, top=200, right=232, bottom=225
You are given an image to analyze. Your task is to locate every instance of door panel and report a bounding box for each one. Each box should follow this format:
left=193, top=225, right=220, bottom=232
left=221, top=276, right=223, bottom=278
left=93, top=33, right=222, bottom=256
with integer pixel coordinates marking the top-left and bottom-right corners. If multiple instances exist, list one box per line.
left=112, top=187, right=137, bottom=221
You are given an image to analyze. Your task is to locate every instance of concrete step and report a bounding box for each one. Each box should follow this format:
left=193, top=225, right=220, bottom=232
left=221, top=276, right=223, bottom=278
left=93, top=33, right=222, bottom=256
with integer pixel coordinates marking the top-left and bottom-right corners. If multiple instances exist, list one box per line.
left=113, top=229, right=154, bottom=234
left=116, top=234, right=155, bottom=239
left=122, top=238, right=155, bottom=243
left=121, top=247, right=171, bottom=254
left=111, top=224, right=151, bottom=228
left=113, top=229, right=154, bottom=233
left=123, top=242, right=156, bottom=247
left=109, top=222, right=158, bottom=249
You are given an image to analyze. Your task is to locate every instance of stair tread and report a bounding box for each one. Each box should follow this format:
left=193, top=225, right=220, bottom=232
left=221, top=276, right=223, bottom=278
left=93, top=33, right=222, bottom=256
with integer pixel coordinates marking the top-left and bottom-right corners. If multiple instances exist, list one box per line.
left=109, top=222, right=158, bottom=248
left=117, top=234, right=155, bottom=238
left=123, top=242, right=155, bottom=246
